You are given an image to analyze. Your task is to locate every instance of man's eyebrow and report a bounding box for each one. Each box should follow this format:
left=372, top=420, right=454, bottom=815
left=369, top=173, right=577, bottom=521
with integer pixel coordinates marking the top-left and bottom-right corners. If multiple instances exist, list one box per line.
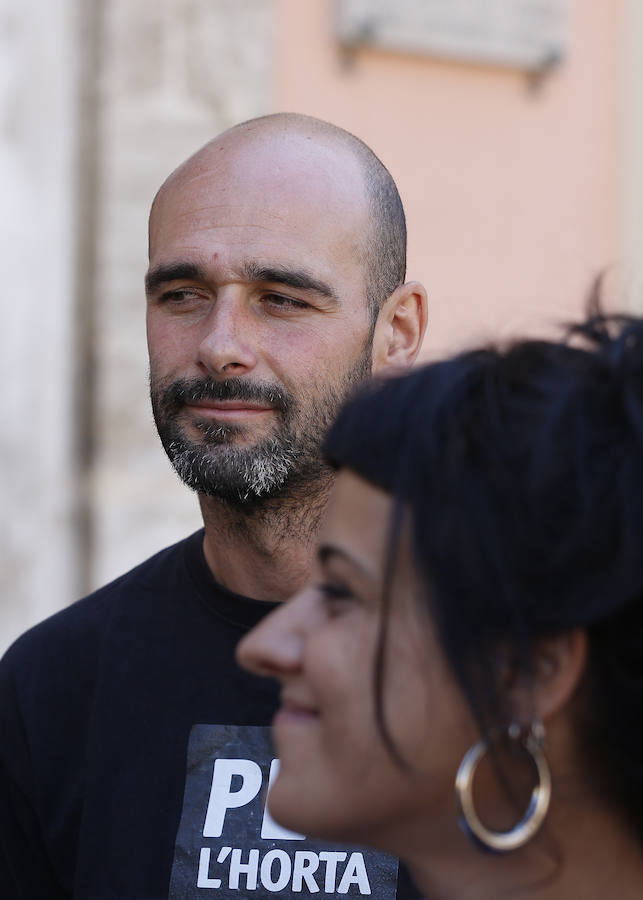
left=242, top=262, right=339, bottom=302
left=145, top=262, right=207, bottom=294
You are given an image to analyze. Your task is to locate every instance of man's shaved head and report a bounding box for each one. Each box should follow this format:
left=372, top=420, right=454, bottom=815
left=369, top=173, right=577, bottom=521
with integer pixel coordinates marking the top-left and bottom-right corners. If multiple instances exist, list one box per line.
left=151, top=113, right=407, bottom=324
left=146, top=113, right=426, bottom=511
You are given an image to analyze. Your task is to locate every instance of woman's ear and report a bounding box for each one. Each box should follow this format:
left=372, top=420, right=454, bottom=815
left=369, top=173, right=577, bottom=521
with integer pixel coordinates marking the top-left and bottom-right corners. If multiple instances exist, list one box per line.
left=371, top=281, right=428, bottom=373
left=500, top=629, right=589, bottom=726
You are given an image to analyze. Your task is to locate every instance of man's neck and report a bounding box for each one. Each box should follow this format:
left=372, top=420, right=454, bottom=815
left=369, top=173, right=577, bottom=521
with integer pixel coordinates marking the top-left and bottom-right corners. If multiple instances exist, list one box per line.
left=198, top=482, right=331, bottom=603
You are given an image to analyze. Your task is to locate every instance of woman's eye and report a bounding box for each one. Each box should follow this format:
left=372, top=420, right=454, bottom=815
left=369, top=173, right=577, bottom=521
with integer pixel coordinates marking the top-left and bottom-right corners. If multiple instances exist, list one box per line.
left=317, top=582, right=355, bottom=616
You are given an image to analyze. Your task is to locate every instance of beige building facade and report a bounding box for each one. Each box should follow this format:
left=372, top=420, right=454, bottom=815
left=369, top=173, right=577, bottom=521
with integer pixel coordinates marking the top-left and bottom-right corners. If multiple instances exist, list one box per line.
left=1, top=0, right=641, bottom=653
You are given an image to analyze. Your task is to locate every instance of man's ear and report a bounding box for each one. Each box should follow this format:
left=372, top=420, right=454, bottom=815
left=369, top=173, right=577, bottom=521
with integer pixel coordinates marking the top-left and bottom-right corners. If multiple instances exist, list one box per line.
left=500, top=629, right=589, bottom=727
left=371, top=281, right=428, bottom=374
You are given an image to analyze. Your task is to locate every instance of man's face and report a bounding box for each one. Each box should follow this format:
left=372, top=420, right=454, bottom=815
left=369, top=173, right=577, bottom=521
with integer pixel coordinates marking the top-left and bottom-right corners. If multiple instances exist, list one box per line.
left=146, top=130, right=375, bottom=505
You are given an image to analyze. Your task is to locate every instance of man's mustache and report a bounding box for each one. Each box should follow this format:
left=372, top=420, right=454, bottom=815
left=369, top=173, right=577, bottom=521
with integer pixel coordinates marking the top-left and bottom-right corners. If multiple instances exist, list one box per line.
left=158, top=377, right=292, bottom=415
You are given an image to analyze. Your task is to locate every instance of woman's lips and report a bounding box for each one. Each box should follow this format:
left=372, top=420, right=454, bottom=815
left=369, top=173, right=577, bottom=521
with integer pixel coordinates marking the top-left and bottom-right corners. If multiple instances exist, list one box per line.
left=273, top=696, right=319, bottom=726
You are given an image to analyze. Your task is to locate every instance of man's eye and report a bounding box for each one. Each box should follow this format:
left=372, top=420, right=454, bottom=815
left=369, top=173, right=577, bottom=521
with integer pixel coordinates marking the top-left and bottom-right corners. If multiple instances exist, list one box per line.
left=159, top=288, right=203, bottom=304
left=263, top=293, right=309, bottom=311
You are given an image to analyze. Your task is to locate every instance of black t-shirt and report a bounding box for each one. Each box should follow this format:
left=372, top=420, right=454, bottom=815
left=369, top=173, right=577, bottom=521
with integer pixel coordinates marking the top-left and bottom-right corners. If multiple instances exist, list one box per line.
left=0, top=531, right=420, bottom=899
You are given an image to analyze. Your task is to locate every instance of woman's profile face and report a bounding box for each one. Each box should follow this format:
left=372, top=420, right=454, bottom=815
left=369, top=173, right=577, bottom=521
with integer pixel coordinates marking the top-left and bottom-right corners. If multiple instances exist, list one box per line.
left=237, top=469, right=478, bottom=852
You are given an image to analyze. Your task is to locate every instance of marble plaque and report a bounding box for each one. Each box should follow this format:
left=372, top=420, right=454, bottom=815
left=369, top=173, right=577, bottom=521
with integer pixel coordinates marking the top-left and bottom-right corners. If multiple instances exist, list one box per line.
left=337, top=0, right=566, bottom=70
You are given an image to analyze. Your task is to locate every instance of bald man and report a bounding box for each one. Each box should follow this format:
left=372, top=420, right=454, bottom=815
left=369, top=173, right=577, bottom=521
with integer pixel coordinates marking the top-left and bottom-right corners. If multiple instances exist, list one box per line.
left=0, top=114, right=427, bottom=899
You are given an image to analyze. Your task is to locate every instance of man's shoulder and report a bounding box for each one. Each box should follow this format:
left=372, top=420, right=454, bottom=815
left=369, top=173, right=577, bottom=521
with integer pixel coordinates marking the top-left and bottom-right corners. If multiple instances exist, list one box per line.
left=84, top=527, right=205, bottom=604
left=2, top=530, right=204, bottom=673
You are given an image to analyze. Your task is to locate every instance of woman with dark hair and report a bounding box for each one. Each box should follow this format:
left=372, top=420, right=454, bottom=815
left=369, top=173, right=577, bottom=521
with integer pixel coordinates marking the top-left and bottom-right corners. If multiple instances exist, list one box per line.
left=238, top=312, right=643, bottom=899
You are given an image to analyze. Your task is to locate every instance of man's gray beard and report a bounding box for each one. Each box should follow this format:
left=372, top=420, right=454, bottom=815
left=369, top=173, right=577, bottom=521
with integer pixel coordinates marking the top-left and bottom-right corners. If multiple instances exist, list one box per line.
left=150, top=350, right=371, bottom=507
left=164, top=416, right=325, bottom=506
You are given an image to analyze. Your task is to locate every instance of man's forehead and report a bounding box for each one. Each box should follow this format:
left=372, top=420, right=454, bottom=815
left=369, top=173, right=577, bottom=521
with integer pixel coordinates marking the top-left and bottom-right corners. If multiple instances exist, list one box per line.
left=150, top=150, right=368, bottom=272
left=155, top=128, right=369, bottom=221
left=149, top=196, right=363, bottom=263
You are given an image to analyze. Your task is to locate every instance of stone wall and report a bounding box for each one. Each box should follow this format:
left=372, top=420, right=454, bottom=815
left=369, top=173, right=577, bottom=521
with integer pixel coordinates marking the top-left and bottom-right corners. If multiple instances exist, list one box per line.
left=0, top=0, right=81, bottom=653
left=1, top=0, right=273, bottom=654
left=88, top=0, right=272, bottom=590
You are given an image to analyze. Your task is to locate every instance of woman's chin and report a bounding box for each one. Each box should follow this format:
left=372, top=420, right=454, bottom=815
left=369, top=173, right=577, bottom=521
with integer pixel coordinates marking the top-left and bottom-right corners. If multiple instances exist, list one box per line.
left=269, top=786, right=347, bottom=843
left=268, top=786, right=386, bottom=849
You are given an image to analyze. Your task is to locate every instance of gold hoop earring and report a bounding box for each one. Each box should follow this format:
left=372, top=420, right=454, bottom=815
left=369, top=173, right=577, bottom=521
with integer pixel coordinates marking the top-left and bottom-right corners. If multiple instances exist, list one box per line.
left=455, top=722, right=551, bottom=853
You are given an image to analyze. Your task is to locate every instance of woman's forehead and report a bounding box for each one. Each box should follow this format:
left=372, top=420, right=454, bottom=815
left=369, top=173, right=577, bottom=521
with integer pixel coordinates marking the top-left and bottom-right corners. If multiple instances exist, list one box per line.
left=321, top=471, right=395, bottom=576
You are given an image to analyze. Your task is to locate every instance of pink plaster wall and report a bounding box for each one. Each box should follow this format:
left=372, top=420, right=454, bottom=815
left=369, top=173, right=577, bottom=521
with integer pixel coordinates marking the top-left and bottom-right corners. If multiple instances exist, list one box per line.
left=272, top=0, right=624, bottom=359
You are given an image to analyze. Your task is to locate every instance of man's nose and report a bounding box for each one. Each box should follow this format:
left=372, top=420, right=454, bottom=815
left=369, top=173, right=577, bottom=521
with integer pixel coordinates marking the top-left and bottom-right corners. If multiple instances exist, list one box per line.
left=197, top=291, right=258, bottom=376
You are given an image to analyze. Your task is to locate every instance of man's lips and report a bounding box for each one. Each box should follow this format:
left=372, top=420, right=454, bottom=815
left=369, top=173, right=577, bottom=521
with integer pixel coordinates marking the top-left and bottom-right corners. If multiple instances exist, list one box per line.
left=184, top=400, right=275, bottom=420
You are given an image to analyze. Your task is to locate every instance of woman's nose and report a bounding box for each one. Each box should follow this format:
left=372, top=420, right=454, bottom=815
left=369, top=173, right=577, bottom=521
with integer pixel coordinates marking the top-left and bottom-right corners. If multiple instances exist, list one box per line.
left=236, top=588, right=317, bottom=679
